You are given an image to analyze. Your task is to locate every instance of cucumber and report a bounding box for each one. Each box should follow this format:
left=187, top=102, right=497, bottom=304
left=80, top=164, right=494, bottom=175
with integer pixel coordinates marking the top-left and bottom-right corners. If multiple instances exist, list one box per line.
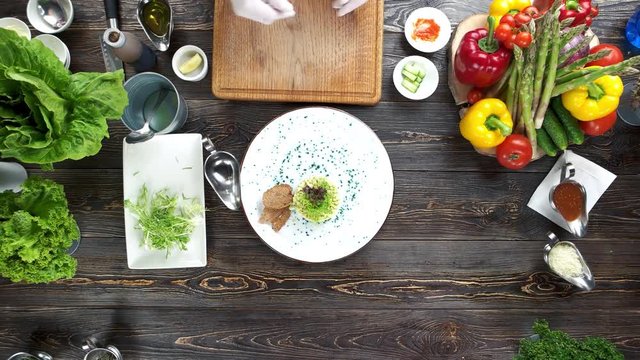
left=402, top=70, right=419, bottom=82
left=542, top=110, right=569, bottom=150
left=401, top=78, right=419, bottom=93
left=417, top=69, right=426, bottom=79
left=403, top=62, right=421, bottom=76
left=551, top=97, right=585, bottom=145
left=537, top=128, right=559, bottom=157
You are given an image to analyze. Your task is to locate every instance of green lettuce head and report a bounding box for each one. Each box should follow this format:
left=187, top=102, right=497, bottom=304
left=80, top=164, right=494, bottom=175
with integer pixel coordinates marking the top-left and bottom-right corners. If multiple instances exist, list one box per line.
left=0, top=28, right=128, bottom=169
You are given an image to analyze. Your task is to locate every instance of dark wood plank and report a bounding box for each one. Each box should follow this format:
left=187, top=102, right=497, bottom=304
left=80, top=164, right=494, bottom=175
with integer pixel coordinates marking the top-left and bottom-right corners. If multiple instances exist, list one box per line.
left=23, top=170, right=640, bottom=241
left=1, top=308, right=638, bottom=359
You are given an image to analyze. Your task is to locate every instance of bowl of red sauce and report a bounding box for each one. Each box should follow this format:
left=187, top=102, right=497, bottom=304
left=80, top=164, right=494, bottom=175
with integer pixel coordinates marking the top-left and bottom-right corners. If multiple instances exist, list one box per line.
left=404, top=7, right=452, bottom=53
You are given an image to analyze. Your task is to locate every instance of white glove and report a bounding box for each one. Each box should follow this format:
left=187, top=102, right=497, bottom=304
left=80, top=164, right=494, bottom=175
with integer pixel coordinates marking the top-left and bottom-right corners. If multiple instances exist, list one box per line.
left=230, top=0, right=296, bottom=25
left=332, top=0, right=368, bottom=17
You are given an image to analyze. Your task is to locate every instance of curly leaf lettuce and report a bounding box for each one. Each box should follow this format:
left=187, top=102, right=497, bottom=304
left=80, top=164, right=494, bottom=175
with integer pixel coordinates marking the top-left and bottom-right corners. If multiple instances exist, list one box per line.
left=0, top=176, right=79, bottom=284
left=0, top=28, right=128, bottom=168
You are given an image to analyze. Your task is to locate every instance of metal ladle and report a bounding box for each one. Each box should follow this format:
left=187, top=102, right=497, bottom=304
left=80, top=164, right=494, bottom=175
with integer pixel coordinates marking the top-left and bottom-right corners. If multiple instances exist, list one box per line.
left=544, top=232, right=595, bottom=291
left=202, top=136, right=242, bottom=211
left=37, top=0, right=67, bottom=30
left=548, top=162, right=588, bottom=238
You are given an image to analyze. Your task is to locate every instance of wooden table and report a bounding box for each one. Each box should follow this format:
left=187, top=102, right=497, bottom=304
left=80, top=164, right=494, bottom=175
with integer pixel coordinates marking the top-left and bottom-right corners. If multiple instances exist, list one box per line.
left=2, top=1, right=639, bottom=359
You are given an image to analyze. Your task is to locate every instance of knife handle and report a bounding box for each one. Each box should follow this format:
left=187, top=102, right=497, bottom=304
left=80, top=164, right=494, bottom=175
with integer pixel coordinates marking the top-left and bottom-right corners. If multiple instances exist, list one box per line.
left=104, top=0, right=119, bottom=21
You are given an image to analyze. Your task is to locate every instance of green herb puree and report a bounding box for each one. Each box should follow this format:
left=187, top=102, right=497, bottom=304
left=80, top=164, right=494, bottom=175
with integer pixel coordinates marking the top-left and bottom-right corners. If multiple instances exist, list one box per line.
left=293, top=176, right=339, bottom=223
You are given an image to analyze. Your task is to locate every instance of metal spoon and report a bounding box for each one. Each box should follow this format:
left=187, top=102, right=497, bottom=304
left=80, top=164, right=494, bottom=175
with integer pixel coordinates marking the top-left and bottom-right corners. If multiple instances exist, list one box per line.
left=0, top=162, right=28, bottom=192
left=544, top=232, right=595, bottom=291
left=125, top=87, right=170, bottom=144
left=548, top=162, right=589, bottom=238
left=37, top=0, right=67, bottom=30
left=202, top=136, right=242, bottom=211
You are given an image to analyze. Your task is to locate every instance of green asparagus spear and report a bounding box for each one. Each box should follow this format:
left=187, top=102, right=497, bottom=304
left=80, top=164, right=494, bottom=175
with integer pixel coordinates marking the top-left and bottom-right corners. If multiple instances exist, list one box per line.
left=533, top=10, right=553, bottom=112
left=551, top=55, right=640, bottom=97
left=534, top=14, right=562, bottom=129
left=520, top=46, right=537, bottom=153
left=556, top=68, right=598, bottom=84
left=558, top=35, right=593, bottom=66
left=560, top=24, right=587, bottom=47
left=507, top=47, right=524, bottom=118
left=486, top=61, right=514, bottom=98
left=557, top=50, right=612, bottom=77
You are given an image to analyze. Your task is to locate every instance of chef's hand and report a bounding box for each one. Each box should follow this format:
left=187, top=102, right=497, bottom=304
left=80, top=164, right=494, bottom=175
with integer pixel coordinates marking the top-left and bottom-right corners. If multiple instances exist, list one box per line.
left=230, top=0, right=296, bottom=25
left=332, top=0, right=368, bottom=16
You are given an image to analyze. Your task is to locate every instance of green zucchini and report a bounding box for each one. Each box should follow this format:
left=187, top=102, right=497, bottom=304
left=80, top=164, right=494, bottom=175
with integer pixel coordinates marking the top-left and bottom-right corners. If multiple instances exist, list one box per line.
left=542, top=110, right=569, bottom=150
left=537, top=128, right=559, bottom=157
left=551, top=97, right=585, bottom=145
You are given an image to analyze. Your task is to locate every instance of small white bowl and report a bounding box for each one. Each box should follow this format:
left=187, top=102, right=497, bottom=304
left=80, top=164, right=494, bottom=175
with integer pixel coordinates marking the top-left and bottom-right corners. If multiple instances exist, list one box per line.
left=34, top=34, right=70, bottom=69
left=404, top=7, right=452, bottom=53
left=26, top=0, right=74, bottom=34
left=393, top=56, right=439, bottom=101
left=172, top=45, right=208, bottom=82
left=0, top=17, right=32, bottom=39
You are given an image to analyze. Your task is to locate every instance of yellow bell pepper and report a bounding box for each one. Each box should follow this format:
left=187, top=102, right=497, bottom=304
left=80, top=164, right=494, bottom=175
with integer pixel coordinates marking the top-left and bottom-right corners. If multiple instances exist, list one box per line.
left=489, top=0, right=531, bottom=28
left=561, top=75, right=624, bottom=121
left=460, top=99, right=513, bottom=149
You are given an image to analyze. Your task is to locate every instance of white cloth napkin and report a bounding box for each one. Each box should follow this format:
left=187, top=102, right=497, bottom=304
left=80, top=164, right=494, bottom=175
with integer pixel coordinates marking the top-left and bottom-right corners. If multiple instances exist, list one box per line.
left=528, top=150, right=617, bottom=233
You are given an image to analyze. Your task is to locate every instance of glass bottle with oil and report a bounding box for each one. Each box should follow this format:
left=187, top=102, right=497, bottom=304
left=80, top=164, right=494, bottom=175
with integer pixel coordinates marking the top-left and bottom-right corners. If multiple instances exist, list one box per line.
left=137, top=0, right=174, bottom=52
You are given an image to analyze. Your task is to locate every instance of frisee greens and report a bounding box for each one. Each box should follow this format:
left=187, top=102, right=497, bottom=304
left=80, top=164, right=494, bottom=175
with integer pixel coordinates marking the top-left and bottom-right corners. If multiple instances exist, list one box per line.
left=0, top=177, right=78, bottom=283
left=515, top=320, right=624, bottom=360
left=124, top=185, right=203, bottom=256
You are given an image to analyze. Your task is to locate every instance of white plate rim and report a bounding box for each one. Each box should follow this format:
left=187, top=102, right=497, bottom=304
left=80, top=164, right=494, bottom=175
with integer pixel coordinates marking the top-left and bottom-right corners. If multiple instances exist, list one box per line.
left=240, top=107, right=395, bottom=263
left=404, top=7, right=452, bottom=53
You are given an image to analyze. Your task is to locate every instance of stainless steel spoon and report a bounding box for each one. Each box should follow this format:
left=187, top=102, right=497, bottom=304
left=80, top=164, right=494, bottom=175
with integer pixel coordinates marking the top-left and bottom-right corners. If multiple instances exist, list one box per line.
left=125, top=87, right=170, bottom=144
left=548, top=162, right=589, bottom=238
left=37, top=0, right=67, bottom=30
left=202, top=136, right=242, bottom=211
left=544, top=232, right=595, bottom=291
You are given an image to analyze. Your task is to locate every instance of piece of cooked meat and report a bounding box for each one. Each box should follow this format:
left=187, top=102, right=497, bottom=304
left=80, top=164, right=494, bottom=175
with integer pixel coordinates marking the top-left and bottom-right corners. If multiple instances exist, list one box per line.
left=262, top=184, right=293, bottom=209
left=259, top=207, right=291, bottom=232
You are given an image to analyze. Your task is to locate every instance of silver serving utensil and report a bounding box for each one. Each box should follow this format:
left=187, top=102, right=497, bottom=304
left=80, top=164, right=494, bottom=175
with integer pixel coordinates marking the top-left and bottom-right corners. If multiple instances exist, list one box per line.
left=544, top=232, right=595, bottom=291
left=125, top=87, right=169, bottom=144
left=202, top=136, right=242, bottom=211
left=548, top=162, right=588, bottom=238
left=37, top=0, right=67, bottom=30
left=0, top=162, right=28, bottom=192
left=137, top=0, right=173, bottom=52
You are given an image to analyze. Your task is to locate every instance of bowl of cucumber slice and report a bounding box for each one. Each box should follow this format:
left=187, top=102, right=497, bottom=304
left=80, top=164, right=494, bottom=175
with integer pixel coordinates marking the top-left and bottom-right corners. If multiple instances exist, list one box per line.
left=393, top=56, right=439, bottom=100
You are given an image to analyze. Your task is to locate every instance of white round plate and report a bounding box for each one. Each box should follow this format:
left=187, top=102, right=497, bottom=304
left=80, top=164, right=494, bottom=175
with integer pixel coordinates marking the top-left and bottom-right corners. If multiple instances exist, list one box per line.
left=241, top=107, right=394, bottom=263
left=404, top=7, right=452, bottom=53
left=393, top=56, right=439, bottom=100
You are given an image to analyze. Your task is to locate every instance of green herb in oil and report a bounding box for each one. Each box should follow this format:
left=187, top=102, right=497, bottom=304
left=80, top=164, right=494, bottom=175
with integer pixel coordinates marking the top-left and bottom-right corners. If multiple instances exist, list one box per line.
left=141, top=0, right=171, bottom=36
left=124, top=185, right=203, bottom=256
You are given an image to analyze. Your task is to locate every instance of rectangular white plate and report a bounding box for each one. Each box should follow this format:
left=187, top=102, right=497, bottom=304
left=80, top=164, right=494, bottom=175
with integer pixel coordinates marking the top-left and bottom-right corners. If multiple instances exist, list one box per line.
left=123, top=134, right=207, bottom=269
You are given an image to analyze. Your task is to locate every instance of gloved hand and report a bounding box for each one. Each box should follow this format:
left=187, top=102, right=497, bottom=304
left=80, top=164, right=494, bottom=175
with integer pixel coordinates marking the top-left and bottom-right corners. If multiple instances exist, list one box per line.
left=230, top=0, right=296, bottom=25
left=332, top=0, right=368, bottom=17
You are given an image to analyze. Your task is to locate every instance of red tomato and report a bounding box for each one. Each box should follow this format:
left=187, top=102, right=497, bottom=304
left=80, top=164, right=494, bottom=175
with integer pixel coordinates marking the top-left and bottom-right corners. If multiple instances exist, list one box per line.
left=495, top=23, right=514, bottom=42
left=503, top=34, right=516, bottom=50
left=586, top=44, right=624, bottom=67
left=514, top=32, right=533, bottom=48
left=522, top=6, right=541, bottom=19
left=500, top=14, right=517, bottom=28
left=591, top=6, right=599, bottom=18
left=467, top=88, right=484, bottom=105
left=514, top=12, right=532, bottom=26
left=496, top=134, right=533, bottom=170
left=579, top=111, right=617, bottom=136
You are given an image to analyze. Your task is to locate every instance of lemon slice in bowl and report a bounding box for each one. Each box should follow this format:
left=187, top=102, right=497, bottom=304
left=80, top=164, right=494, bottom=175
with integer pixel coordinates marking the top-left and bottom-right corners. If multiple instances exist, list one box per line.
left=179, top=53, right=203, bottom=75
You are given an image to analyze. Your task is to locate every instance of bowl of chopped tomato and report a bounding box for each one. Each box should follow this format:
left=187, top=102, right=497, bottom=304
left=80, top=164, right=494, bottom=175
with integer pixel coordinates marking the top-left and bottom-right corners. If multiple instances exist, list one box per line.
left=404, top=7, right=452, bottom=53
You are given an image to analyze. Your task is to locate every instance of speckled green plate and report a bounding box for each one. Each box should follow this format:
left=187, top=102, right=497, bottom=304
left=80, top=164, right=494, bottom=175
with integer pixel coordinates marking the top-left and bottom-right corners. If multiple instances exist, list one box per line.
left=241, top=107, right=394, bottom=263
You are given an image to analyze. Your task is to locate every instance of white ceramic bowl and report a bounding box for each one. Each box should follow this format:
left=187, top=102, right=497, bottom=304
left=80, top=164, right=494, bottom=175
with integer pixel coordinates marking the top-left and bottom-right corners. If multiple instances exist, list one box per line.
left=404, top=7, right=452, bottom=53
left=34, top=34, right=70, bottom=69
left=393, top=56, right=439, bottom=101
left=26, top=0, right=74, bottom=34
left=0, top=17, right=32, bottom=39
left=172, top=45, right=208, bottom=82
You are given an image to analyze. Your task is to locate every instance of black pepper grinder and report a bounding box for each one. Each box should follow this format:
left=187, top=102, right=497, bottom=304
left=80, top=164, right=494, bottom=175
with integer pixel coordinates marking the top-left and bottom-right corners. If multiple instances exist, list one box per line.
left=103, top=28, right=157, bottom=72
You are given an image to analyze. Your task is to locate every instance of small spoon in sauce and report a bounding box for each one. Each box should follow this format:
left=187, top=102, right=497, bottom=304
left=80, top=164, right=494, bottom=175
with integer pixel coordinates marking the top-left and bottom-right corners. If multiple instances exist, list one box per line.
left=549, top=162, right=588, bottom=238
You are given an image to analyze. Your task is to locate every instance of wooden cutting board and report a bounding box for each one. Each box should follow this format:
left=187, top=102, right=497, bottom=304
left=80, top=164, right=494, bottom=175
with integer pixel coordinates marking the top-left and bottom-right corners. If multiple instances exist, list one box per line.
left=212, top=0, right=384, bottom=105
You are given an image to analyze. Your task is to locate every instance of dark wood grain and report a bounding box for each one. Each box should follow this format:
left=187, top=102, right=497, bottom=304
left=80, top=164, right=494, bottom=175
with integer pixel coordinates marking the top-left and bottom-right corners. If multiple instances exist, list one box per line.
left=1, top=0, right=640, bottom=359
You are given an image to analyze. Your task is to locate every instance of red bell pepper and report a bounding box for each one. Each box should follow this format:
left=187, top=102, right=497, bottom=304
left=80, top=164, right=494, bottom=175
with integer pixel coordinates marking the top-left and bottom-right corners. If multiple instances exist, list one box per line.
left=454, top=17, right=512, bottom=88
left=559, top=0, right=594, bottom=27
